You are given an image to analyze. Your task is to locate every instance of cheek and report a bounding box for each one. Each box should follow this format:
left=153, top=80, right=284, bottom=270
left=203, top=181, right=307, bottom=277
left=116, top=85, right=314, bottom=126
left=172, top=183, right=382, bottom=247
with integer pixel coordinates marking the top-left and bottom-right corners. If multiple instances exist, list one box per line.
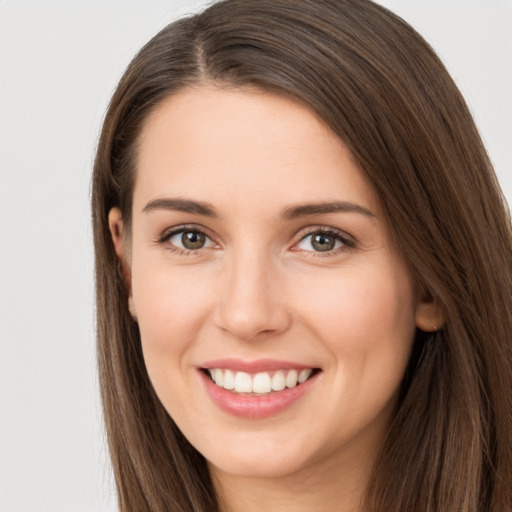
left=131, top=261, right=215, bottom=368
left=290, top=265, right=417, bottom=443
left=129, top=263, right=220, bottom=422
left=295, top=264, right=417, bottom=375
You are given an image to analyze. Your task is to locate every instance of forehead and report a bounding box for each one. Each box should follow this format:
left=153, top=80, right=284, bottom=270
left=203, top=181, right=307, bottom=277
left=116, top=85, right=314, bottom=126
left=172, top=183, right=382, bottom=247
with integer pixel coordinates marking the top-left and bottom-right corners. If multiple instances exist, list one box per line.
left=133, top=86, right=379, bottom=217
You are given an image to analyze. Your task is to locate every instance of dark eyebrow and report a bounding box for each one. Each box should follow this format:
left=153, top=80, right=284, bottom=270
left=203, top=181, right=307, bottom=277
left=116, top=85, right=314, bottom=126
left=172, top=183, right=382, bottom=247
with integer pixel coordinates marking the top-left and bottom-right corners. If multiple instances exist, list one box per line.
left=281, top=201, right=375, bottom=220
left=142, top=198, right=218, bottom=217
left=142, top=197, right=374, bottom=220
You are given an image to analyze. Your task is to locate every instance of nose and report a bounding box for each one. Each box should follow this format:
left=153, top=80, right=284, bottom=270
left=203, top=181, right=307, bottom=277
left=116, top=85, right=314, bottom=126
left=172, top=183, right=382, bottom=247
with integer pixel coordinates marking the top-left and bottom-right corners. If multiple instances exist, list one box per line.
left=214, top=249, right=292, bottom=341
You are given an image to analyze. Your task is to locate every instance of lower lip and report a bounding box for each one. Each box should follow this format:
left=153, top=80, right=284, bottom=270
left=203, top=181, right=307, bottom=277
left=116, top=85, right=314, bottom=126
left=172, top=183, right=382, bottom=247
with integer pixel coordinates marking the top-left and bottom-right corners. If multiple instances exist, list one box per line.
left=198, top=370, right=320, bottom=419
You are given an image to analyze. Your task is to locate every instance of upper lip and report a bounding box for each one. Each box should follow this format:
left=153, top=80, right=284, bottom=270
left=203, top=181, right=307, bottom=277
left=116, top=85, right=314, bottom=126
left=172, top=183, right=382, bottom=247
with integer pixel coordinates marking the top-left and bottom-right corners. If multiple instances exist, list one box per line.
left=199, top=358, right=318, bottom=373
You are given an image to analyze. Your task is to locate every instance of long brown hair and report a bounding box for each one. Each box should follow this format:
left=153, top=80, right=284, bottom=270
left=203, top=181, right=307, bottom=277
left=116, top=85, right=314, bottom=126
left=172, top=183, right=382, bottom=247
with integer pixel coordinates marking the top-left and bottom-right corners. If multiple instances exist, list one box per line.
left=91, top=1, right=512, bottom=510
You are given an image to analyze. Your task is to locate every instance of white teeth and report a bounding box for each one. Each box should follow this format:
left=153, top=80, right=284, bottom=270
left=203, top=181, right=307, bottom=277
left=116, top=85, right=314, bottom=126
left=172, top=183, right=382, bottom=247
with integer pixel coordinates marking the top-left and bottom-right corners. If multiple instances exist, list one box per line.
left=271, top=371, right=286, bottom=391
left=207, top=368, right=315, bottom=394
left=286, top=369, right=298, bottom=388
left=223, top=369, right=235, bottom=390
left=213, top=368, right=224, bottom=387
left=234, top=371, right=253, bottom=393
left=298, top=369, right=312, bottom=384
left=252, top=372, right=272, bottom=393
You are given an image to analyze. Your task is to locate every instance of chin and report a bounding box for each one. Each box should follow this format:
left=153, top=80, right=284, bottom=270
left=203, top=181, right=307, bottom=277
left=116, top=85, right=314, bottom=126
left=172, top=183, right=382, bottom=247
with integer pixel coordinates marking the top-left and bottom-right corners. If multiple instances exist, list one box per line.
left=208, top=451, right=309, bottom=480
left=199, top=428, right=326, bottom=481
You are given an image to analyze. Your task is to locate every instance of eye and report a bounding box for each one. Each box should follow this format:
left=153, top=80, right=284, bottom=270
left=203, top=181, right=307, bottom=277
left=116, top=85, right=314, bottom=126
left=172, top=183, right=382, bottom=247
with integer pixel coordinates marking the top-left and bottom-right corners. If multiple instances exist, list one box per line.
left=294, top=229, right=353, bottom=254
left=172, top=230, right=207, bottom=250
left=161, top=227, right=216, bottom=253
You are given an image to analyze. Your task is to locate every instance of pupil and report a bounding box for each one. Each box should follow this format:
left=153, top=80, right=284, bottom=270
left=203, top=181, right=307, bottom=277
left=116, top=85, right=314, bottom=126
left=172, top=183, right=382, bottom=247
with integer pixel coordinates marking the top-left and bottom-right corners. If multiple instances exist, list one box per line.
left=312, top=233, right=335, bottom=252
left=182, top=231, right=205, bottom=250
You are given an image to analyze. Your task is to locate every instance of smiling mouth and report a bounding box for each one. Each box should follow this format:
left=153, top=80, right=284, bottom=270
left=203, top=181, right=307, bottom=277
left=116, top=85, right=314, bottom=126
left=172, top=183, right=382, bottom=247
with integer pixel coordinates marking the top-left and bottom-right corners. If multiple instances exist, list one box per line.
left=202, top=368, right=320, bottom=395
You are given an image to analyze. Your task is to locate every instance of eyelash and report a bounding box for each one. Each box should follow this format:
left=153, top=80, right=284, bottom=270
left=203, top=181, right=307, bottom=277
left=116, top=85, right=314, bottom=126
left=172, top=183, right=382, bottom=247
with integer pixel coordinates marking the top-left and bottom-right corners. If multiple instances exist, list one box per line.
left=157, top=225, right=356, bottom=257
left=293, top=227, right=356, bottom=257
left=157, top=224, right=215, bottom=256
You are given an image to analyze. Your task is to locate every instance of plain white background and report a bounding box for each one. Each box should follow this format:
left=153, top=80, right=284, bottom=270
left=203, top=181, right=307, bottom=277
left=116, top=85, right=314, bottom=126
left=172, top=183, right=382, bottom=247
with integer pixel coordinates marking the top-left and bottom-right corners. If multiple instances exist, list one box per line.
left=0, top=1, right=510, bottom=511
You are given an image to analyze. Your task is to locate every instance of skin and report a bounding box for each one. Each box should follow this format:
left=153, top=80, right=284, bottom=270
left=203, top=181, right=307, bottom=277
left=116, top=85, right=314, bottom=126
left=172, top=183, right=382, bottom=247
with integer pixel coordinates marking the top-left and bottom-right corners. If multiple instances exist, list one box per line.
left=109, top=86, right=441, bottom=512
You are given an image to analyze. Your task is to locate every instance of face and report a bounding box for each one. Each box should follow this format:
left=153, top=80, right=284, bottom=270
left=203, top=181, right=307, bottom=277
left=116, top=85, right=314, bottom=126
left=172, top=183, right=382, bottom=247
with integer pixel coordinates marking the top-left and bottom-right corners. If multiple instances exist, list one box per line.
left=110, top=86, right=438, bottom=484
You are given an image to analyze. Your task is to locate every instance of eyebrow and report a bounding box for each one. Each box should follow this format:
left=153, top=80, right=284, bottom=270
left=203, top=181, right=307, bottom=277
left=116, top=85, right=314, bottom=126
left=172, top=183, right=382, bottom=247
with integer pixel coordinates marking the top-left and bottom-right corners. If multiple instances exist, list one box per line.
left=281, top=201, right=375, bottom=220
left=142, top=198, right=218, bottom=217
left=142, top=197, right=375, bottom=220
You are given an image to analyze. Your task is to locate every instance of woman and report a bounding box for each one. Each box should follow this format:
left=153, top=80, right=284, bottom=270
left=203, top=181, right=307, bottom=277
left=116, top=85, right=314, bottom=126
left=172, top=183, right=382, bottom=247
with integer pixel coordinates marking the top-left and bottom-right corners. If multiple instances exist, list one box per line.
left=91, top=0, right=512, bottom=510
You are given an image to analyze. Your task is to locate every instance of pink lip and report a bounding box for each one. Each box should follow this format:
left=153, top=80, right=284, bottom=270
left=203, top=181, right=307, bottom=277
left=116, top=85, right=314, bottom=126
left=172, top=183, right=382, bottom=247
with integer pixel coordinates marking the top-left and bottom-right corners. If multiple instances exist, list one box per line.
left=198, top=365, right=320, bottom=419
left=200, top=358, right=314, bottom=373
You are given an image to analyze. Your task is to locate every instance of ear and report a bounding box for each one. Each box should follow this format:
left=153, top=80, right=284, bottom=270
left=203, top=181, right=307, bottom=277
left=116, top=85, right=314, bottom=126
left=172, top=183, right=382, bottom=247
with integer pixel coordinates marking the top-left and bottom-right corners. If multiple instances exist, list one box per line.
left=109, top=207, right=125, bottom=256
left=415, top=296, right=444, bottom=332
left=108, top=208, right=137, bottom=320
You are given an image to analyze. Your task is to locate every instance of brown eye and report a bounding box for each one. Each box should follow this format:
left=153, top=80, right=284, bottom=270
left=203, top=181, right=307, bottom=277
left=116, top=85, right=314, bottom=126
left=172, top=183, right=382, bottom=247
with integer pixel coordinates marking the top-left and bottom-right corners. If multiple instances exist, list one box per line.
left=181, top=231, right=206, bottom=250
left=164, top=228, right=215, bottom=253
left=295, top=229, right=351, bottom=254
left=311, top=233, right=335, bottom=252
